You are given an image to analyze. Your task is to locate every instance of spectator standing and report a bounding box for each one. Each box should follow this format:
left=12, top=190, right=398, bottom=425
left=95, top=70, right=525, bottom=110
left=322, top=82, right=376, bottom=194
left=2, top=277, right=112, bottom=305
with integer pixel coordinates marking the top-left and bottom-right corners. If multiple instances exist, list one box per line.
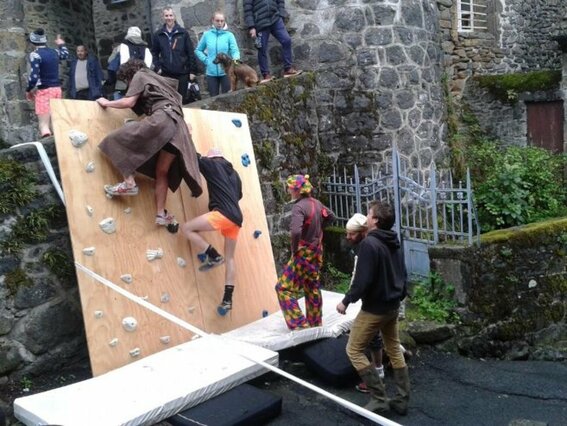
left=68, top=45, right=104, bottom=100
left=337, top=201, right=410, bottom=416
left=195, top=10, right=240, bottom=97
left=243, top=0, right=301, bottom=82
left=107, top=27, right=153, bottom=99
left=25, top=29, right=69, bottom=138
left=152, top=7, right=198, bottom=103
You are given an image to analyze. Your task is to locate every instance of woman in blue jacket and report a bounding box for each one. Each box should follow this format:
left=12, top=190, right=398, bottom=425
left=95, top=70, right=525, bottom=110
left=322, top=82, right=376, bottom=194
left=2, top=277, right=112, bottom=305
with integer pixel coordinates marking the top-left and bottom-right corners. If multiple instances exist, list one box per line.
left=195, top=11, right=240, bottom=96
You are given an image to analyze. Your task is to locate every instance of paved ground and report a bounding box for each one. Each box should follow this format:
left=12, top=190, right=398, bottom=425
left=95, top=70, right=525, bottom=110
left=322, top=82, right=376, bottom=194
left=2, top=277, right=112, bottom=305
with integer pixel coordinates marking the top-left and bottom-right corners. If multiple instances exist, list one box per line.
left=252, top=347, right=567, bottom=426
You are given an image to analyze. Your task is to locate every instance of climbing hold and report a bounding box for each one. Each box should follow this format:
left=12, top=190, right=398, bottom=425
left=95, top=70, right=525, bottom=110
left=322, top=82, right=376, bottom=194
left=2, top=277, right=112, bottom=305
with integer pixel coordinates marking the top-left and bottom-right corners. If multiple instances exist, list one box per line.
left=160, top=336, right=171, bottom=345
left=262, top=310, right=269, bottom=318
left=120, top=274, right=133, bottom=284
left=109, top=338, right=118, bottom=347
left=86, top=205, right=94, bottom=217
left=69, top=130, right=88, bottom=147
left=160, top=292, right=170, bottom=303
left=82, top=247, right=96, bottom=256
left=94, top=310, right=103, bottom=319
left=241, top=153, right=251, bottom=167
left=99, top=217, right=116, bottom=234
left=253, top=230, right=262, bottom=239
left=124, top=207, right=132, bottom=214
left=187, top=306, right=196, bottom=314
left=85, top=161, right=95, bottom=173
left=146, top=248, right=164, bottom=261
left=129, top=348, right=141, bottom=358
left=231, top=119, right=242, bottom=128
left=122, top=316, right=138, bottom=332
left=177, top=257, right=187, bottom=268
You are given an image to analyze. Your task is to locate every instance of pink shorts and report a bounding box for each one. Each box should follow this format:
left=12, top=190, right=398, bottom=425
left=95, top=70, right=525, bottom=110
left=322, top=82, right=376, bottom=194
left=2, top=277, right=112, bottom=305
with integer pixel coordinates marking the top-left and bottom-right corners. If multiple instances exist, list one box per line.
left=205, top=211, right=240, bottom=240
left=35, top=87, right=62, bottom=115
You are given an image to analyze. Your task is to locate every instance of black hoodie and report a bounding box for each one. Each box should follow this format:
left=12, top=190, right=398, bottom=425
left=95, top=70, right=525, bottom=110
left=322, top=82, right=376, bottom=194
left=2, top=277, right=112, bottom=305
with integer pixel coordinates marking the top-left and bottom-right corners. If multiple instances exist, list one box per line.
left=342, top=228, right=407, bottom=314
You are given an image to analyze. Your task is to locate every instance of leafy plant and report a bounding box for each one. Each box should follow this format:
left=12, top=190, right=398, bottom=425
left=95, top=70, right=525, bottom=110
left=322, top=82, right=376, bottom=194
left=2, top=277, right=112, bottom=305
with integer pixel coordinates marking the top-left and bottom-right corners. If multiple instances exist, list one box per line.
left=408, top=273, right=459, bottom=323
left=0, top=159, right=37, bottom=214
left=43, top=248, right=75, bottom=281
left=321, top=263, right=351, bottom=294
left=468, top=141, right=567, bottom=231
left=20, top=376, right=33, bottom=392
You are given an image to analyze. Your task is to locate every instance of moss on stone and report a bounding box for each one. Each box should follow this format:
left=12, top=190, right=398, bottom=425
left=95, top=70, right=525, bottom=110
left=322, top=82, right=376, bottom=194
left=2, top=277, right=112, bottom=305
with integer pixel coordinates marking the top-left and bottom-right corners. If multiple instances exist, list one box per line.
left=43, top=248, right=74, bottom=281
left=481, top=217, right=567, bottom=246
left=0, top=159, right=37, bottom=214
left=475, top=70, right=562, bottom=103
left=4, top=268, right=33, bottom=296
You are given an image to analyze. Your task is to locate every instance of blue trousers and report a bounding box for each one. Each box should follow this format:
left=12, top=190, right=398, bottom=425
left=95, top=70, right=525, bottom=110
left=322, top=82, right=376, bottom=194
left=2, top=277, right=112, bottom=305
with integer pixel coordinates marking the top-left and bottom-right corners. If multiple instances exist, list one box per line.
left=257, top=18, right=292, bottom=77
left=206, top=75, right=230, bottom=97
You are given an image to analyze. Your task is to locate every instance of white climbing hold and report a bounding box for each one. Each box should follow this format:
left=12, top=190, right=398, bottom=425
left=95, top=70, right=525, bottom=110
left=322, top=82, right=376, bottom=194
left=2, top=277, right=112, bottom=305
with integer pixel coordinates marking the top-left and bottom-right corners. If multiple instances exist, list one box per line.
left=160, top=336, right=171, bottom=345
left=99, top=217, right=116, bottom=234
left=528, top=279, right=537, bottom=288
left=82, top=247, right=96, bottom=256
left=86, top=205, right=94, bottom=217
left=177, top=257, right=187, bottom=268
left=94, top=310, right=103, bottom=319
left=129, top=348, right=141, bottom=358
left=140, top=295, right=149, bottom=301
left=122, top=316, right=138, bottom=332
left=109, top=338, right=118, bottom=347
left=120, top=274, right=133, bottom=284
left=191, top=334, right=200, bottom=341
left=69, top=130, right=88, bottom=147
left=124, top=207, right=132, bottom=214
left=146, top=248, right=164, bottom=261
left=160, top=292, right=170, bottom=303
left=187, top=306, right=196, bottom=314
left=85, top=161, right=95, bottom=173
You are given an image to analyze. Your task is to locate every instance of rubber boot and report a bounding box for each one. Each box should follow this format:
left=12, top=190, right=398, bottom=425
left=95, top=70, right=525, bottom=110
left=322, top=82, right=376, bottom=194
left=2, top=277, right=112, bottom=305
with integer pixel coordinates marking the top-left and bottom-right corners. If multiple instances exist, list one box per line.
left=358, top=366, right=390, bottom=414
left=389, top=366, right=410, bottom=415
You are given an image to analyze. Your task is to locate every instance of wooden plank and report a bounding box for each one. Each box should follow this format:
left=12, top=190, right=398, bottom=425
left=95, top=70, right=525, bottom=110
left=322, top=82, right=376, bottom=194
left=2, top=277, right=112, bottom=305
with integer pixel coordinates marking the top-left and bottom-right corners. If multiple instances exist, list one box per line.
left=50, top=100, right=279, bottom=376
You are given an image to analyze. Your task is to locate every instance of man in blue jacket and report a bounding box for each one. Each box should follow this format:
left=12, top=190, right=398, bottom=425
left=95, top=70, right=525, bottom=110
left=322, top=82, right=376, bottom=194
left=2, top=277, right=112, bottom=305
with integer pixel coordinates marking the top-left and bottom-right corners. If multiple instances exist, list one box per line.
left=68, top=45, right=104, bottom=100
left=337, top=200, right=411, bottom=417
left=195, top=11, right=240, bottom=97
left=243, top=0, right=301, bottom=82
left=152, top=7, right=198, bottom=103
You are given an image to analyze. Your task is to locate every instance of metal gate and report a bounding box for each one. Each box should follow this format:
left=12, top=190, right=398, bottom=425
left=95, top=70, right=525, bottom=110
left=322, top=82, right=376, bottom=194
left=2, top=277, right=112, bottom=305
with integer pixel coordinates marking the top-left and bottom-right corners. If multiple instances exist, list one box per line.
left=323, top=149, right=480, bottom=278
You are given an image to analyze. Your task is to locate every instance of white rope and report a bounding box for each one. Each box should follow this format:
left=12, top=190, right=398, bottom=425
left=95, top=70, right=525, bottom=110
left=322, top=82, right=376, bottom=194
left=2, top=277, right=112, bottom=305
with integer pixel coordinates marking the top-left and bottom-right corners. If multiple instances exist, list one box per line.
left=75, top=262, right=403, bottom=426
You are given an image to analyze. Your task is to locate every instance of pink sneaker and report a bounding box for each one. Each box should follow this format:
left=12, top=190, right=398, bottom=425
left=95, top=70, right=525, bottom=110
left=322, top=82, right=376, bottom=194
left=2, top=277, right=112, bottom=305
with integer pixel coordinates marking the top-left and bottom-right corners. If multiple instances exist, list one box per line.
left=104, top=182, right=138, bottom=196
left=155, top=210, right=175, bottom=226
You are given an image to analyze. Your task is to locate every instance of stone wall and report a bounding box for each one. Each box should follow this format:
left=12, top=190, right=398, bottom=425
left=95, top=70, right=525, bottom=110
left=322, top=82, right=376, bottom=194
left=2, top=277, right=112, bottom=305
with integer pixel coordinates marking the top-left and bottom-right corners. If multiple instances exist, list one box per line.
left=0, top=141, right=88, bottom=413
left=0, top=0, right=96, bottom=144
left=430, top=218, right=567, bottom=360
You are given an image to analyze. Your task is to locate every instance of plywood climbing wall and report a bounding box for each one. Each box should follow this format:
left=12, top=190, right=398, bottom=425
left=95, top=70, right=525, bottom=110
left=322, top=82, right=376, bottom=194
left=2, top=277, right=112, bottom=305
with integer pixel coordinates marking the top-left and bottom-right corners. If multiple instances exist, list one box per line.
left=51, top=100, right=279, bottom=376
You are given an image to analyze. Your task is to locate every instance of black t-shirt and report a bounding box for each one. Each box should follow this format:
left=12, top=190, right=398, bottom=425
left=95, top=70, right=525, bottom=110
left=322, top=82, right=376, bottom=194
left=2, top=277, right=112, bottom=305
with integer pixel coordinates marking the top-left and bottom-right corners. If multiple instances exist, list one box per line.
left=198, top=155, right=243, bottom=226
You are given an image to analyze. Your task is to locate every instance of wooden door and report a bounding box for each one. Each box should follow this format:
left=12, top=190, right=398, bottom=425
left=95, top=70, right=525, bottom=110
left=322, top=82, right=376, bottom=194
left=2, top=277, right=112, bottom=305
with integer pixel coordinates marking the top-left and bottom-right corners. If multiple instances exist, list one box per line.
left=527, top=101, right=564, bottom=153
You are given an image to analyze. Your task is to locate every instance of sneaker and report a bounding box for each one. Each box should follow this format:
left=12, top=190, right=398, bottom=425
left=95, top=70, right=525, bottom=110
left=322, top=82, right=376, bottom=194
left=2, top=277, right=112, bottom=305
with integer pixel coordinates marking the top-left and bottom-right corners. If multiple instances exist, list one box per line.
left=260, top=74, right=272, bottom=83
left=217, top=299, right=232, bottom=316
left=155, top=210, right=175, bottom=226
left=355, top=382, right=369, bottom=393
left=376, top=365, right=385, bottom=379
left=104, top=182, right=138, bottom=196
left=198, top=253, right=224, bottom=271
left=283, top=67, right=302, bottom=77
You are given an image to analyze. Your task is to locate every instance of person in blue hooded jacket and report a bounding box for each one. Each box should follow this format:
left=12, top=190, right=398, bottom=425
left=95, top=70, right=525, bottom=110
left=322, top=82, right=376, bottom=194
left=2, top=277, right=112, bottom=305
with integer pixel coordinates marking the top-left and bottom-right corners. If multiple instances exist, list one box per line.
left=195, top=10, right=240, bottom=97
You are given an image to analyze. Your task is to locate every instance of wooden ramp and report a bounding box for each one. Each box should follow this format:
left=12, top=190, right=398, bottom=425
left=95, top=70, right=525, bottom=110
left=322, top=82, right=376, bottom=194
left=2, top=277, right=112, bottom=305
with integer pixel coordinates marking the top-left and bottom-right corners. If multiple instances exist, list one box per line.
left=51, top=100, right=279, bottom=376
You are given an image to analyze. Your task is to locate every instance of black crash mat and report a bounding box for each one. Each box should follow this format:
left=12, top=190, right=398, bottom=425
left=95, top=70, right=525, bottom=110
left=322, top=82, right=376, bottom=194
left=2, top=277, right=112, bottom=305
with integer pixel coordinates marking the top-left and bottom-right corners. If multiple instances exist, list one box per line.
left=301, top=334, right=358, bottom=386
left=168, top=383, right=282, bottom=426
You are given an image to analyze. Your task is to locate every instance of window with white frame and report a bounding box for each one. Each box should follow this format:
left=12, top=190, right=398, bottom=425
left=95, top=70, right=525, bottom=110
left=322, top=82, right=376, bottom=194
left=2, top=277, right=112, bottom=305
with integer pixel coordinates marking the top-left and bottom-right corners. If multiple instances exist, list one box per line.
left=458, top=0, right=488, bottom=32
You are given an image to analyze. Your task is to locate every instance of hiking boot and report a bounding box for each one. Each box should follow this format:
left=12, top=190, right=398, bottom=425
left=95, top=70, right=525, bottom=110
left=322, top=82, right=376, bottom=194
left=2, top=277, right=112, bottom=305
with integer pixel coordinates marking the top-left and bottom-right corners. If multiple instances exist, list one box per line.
left=260, top=74, right=272, bottom=83
left=155, top=210, right=175, bottom=226
left=198, top=253, right=224, bottom=271
left=283, top=67, right=302, bottom=77
left=389, top=366, right=411, bottom=416
left=104, top=182, right=139, bottom=196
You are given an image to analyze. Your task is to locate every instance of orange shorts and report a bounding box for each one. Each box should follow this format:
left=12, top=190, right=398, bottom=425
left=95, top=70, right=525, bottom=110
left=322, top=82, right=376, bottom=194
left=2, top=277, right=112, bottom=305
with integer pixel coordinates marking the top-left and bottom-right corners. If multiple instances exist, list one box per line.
left=205, top=211, right=240, bottom=240
left=35, top=87, right=62, bottom=115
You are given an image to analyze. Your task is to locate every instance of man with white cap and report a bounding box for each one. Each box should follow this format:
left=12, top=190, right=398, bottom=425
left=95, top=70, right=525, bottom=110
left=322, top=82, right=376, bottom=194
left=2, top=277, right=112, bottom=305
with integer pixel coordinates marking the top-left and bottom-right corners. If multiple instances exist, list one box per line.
left=181, top=148, right=243, bottom=315
left=25, top=29, right=69, bottom=138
